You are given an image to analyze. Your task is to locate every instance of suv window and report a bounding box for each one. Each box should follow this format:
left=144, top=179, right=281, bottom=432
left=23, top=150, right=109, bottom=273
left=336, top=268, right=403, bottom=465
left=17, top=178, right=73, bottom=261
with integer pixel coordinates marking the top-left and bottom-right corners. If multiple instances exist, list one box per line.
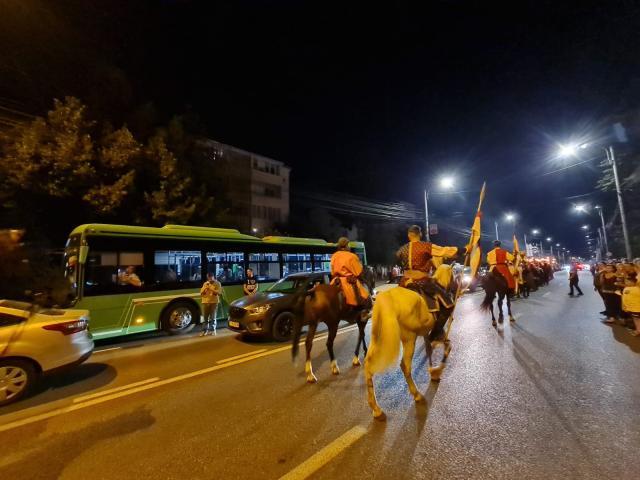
left=0, top=313, right=27, bottom=327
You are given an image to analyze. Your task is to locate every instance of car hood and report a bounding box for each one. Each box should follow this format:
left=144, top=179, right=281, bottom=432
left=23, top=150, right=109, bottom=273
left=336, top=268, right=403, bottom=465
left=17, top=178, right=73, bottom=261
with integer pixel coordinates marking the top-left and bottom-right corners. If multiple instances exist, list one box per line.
left=231, top=292, right=287, bottom=308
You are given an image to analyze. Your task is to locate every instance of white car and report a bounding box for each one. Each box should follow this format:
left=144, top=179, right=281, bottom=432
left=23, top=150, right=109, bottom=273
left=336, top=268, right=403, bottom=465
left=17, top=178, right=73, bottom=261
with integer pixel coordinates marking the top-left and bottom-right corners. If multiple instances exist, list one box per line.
left=0, top=300, right=93, bottom=406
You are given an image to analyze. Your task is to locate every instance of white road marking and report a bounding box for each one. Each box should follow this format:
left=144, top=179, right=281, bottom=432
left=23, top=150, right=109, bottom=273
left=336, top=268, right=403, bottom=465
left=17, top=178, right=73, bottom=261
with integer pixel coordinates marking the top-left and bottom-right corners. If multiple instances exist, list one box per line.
left=93, top=346, right=122, bottom=354
left=216, top=349, right=268, bottom=364
left=72, top=377, right=160, bottom=403
left=278, top=425, right=367, bottom=480
left=0, top=325, right=360, bottom=433
left=542, top=292, right=550, bottom=298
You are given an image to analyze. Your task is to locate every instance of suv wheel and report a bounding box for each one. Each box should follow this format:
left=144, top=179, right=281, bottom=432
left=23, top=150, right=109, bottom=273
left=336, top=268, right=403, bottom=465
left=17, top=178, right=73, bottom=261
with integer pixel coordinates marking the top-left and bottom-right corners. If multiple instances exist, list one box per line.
left=272, top=311, right=295, bottom=342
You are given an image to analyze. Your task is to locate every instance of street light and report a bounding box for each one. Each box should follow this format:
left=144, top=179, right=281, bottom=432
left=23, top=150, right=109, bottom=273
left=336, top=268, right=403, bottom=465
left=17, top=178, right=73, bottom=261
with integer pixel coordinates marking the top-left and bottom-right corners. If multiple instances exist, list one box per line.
left=532, top=229, right=540, bottom=235
left=424, top=175, right=455, bottom=242
left=581, top=225, right=589, bottom=230
left=560, top=142, right=632, bottom=259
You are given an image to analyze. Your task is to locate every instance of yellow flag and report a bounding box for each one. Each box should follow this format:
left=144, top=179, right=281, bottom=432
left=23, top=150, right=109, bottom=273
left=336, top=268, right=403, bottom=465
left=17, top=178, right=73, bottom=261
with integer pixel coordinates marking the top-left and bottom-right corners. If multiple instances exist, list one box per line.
left=468, top=212, right=482, bottom=277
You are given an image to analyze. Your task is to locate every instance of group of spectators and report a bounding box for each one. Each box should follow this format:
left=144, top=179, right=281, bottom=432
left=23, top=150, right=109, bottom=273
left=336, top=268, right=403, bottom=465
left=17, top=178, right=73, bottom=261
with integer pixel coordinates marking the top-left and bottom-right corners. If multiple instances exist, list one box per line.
left=591, top=259, right=640, bottom=337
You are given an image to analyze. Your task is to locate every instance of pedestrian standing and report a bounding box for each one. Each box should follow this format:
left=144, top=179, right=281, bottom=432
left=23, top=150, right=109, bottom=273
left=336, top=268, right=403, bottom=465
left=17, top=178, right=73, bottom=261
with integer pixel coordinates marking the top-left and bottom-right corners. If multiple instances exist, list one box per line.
left=601, top=264, right=622, bottom=324
left=622, top=278, right=640, bottom=336
left=200, top=272, right=222, bottom=336
left=568, top=262, right=583, bottom=296
left=243, top=268, right=258, bottom=296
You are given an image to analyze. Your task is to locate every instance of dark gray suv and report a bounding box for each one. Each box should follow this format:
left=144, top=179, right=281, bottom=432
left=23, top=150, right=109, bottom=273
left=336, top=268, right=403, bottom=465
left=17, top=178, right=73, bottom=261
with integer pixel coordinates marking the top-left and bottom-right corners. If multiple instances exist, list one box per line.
left=227, top=272, right=331, bottom=341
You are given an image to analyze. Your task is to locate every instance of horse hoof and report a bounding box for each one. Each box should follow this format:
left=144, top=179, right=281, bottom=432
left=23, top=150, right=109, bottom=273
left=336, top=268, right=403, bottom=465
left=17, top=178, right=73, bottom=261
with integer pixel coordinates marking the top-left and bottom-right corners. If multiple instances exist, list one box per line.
left=414, top=393, right=425, bottom=403
left=492, top=320, right=497, bottom=327
left=444, top=343, right=452, bottom=358
left=373, top=410, right=387, bottom=421
left=429, top=365, right=444, bottom=381
left=509, top=316, right=516, bottom=322
left=352, top=356, right=361, bottom=367
left=331, top=366, right=340, bottom=375
left=306, top=374, right=318, bottom=383
left=498, top=317, right=504, bottom=324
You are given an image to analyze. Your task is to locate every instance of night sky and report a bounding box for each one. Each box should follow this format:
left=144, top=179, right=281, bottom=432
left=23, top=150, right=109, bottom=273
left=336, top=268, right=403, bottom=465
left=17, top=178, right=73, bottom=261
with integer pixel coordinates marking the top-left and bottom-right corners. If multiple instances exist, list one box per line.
left=2, top=0, right=640, bottom=255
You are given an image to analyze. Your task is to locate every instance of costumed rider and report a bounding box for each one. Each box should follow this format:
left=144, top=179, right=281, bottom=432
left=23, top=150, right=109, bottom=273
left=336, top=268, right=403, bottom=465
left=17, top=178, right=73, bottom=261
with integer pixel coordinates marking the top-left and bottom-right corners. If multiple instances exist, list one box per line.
left=330, top=237, right=372, bottom=311
left=396, top=225, right=463, bottom=343
left=487, top=240, right=516, bottom=290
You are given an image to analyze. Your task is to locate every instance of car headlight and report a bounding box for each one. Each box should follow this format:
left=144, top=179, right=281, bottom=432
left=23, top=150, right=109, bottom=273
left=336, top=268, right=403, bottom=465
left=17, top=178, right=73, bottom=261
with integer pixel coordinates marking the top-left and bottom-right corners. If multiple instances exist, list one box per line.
left=248, top=304, right=273, bottom=315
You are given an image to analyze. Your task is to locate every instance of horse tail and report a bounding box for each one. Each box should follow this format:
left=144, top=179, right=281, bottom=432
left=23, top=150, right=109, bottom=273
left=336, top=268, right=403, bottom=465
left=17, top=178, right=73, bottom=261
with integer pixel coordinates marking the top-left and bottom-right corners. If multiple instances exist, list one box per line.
left=291, top=292, right=311, bottom=360
left=365, top=290, right=400, bottom=374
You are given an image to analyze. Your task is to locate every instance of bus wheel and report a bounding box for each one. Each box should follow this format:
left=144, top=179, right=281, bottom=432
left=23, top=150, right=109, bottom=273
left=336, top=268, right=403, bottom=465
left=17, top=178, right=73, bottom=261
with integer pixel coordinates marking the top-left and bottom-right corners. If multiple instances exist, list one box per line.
left=162, top=301, right=198, bottom=335
left=272, top=311, right=295, bottom=342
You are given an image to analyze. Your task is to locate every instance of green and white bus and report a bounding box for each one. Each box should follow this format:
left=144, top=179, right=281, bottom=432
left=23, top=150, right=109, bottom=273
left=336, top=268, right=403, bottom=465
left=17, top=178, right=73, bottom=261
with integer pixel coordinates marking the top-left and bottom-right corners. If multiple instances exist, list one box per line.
left=63, top=224, right=366, bottom=340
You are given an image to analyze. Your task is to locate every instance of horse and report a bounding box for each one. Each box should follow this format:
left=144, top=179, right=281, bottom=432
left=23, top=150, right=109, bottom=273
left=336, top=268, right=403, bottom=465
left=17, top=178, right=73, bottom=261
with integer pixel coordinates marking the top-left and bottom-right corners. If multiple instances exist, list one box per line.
left=363, top=264, right=454, bottom=420
left=291, top=281, right=371, bottom=383
left=480, top=271, right=515, bottom=326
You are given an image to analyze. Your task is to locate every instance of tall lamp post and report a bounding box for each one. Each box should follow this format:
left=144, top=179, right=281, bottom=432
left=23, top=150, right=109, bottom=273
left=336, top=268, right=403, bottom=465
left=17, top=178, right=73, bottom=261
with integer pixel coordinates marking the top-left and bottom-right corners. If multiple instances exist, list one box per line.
left=424, top=176, right=455, bottom=242
left=559, top=143, right=632, bottom=259
left=594, top=205, right=610, bottom=256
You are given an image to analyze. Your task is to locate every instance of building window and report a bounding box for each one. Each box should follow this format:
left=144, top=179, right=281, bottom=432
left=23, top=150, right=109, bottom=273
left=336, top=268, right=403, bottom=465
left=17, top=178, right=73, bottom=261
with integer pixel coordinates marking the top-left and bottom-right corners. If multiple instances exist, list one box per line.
left=248, top=253, right=281, bottom=281
left=283, top=253, right=312, bottom=276
left=206, top=252, right=245, bottom=284
left=313, top=253, right=332, bottom=272
left=154, top=251, right=201, bottom=286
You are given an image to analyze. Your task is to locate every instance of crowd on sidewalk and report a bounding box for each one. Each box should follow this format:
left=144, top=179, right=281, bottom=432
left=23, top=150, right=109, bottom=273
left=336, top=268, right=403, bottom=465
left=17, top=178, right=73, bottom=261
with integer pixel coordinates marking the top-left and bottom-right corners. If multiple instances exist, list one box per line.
left=590, top=259, right=640, bottom=337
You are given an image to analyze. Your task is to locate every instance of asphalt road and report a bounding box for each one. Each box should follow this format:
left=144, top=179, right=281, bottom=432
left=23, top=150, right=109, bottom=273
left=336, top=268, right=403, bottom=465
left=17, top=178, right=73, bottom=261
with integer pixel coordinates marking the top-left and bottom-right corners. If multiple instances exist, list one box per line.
left=1, top=272, right=639, bottom=480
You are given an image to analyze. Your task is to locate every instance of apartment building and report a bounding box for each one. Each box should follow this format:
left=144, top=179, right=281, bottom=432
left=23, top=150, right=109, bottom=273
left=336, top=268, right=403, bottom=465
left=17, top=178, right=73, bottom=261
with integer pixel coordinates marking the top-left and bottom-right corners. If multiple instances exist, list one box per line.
left=200, top=139, right=291, bottom=234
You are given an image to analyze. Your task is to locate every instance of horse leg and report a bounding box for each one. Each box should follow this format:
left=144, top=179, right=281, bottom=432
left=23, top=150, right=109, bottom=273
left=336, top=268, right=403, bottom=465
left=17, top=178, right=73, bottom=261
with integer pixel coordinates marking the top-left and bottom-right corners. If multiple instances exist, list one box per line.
left=364, top=358, right=385, bottom=420
left=305, top=322, right=318, bottom=383
left=326, top=322, right=340, bottom=375
left=424, top=335, right=433, bottom=367
left=490, top=299, right=497, bottom=327
left=353, top=320, right=365, bottom=366
left=400, top=333, right=424, bottom=403
left=497, top=293, right=504, bottom=324
left=508, top=294, right=515, bottom=322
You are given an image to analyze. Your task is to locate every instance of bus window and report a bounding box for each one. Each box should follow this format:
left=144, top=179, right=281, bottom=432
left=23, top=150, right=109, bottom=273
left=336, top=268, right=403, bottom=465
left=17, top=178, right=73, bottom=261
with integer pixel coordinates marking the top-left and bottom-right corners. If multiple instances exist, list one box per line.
left=248, top=253, right=280, bottom=281
left=313, top=253, right=331, bottom=272
left=206, top=252, right=245, bottom=284
left=117, top=252, right=144, bottom=291
left=282, top=253, right=312, bottom=276
left=154, top=250, right=201, bottom=287
left=84, top=251, right=119, bottom=296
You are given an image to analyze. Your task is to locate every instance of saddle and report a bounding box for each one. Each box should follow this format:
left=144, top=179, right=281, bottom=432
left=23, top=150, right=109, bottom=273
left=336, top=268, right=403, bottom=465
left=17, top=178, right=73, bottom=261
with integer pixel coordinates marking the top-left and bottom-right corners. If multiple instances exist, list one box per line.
left=399, top=277, right=454, bottom=313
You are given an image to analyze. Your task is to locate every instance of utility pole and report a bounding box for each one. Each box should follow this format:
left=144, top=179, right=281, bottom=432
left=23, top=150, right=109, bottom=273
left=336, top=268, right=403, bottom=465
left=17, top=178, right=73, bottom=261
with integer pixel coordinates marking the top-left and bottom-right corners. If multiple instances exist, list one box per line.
left=606, top=147, right=632, bottom=260
left=424, top=189, right=430, bottom=242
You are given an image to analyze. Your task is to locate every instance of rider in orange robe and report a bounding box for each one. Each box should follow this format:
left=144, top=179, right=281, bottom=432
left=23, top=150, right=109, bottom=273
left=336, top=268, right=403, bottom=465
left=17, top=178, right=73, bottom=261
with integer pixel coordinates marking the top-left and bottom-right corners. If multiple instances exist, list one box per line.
left=486, top=240, right=516, bottom=290
left=330, top=237, right=370, bottom=307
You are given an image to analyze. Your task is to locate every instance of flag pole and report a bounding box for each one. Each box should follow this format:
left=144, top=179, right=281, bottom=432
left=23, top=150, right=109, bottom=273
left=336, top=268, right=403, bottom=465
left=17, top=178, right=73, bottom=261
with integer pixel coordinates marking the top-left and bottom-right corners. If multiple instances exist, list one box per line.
left=443, top=181, right=486, bottom=343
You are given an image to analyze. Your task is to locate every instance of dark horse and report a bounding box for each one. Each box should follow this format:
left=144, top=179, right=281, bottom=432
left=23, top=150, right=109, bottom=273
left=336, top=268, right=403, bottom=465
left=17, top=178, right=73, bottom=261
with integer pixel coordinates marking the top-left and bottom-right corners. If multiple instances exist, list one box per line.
left=291, top=272, right=374, bottom=383
left=480, top=271, right=515, bottom=326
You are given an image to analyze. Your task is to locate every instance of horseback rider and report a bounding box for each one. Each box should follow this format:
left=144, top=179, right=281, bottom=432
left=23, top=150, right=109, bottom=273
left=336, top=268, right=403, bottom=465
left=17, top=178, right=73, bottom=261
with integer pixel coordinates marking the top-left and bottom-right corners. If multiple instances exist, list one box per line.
left=396, top=225, right=461, bottom=342
left=487, top=240, right=516, bottom=290
left=330, top=237, right=371, bottom=311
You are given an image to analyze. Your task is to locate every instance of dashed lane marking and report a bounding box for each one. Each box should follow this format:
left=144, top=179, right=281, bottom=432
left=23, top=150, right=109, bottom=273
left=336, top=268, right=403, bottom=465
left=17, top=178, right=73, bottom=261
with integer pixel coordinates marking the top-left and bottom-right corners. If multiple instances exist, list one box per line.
left=93, top=346, right=122, bottom=354
left=216, top=349, right=268, bottom=364
left=542, top=292, right=551, bottom=297
left=72, top=377, right=160, bottom=403
left=278, top=425, right=368, bottom=480
left=0, top=324, right=360, bottom=433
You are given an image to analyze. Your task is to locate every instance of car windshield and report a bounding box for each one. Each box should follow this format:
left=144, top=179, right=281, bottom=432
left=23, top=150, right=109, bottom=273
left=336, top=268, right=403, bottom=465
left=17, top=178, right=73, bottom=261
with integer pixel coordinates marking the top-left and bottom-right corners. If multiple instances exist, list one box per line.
left=266, top=276, right=311, bottom=294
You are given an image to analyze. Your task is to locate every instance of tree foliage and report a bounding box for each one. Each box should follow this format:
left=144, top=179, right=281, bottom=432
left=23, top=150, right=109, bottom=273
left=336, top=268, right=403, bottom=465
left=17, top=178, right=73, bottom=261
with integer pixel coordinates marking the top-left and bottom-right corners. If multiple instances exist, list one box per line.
left=0, top=97, right=223, bottom=244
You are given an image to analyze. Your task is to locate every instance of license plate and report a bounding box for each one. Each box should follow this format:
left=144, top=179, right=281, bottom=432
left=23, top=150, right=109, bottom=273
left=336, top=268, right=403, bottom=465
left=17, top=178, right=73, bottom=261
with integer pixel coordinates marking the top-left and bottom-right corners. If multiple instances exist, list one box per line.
left=228, top=320, right=240, bottom=328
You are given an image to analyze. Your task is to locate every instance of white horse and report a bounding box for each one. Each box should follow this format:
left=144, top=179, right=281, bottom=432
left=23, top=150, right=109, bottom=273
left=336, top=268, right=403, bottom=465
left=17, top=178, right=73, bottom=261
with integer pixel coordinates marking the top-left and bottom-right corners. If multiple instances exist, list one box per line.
left=364, top=264, right=453, bottom=420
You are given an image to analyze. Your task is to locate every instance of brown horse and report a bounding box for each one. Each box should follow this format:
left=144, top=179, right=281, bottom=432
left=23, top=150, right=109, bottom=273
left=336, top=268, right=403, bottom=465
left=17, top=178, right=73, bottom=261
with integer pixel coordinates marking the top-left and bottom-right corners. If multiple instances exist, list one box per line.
left=291, top=283, right=370, bottom=383
left=480, top=271, right=515, bottom=326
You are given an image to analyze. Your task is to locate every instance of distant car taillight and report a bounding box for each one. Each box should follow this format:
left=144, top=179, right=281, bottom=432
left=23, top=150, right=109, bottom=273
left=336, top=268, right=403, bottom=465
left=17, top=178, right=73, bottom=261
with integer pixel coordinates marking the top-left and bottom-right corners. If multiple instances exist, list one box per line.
left=43, top=318, right=89, bottom=335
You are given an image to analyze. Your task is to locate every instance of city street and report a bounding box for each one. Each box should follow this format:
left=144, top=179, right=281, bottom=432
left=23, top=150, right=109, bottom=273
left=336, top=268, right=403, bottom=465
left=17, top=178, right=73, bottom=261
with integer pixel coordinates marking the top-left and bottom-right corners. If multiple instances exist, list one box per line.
left=1, top=272, right=639, bottom=479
